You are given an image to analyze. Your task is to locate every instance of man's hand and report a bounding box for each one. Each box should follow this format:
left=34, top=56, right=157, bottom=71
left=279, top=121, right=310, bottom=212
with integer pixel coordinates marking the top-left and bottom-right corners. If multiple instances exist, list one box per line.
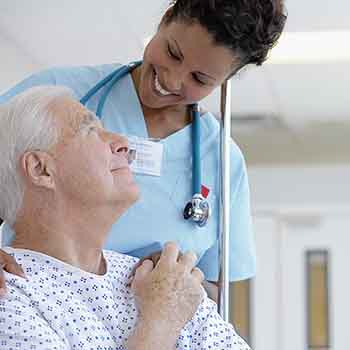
left=130, top=242, right=205, bottom=335
left=0, top=249, right=26, bottom=296
left=131, top=249, right=219, bottom=303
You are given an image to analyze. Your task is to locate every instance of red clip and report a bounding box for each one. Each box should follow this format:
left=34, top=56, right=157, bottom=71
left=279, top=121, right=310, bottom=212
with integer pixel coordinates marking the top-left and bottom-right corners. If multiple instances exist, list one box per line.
left=201, top=185, right=210, bottom=199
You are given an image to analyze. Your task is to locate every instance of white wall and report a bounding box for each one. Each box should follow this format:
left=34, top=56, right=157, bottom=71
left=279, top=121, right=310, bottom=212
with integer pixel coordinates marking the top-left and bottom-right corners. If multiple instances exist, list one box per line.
left=252, top=210, right=350, bottom=350
left=0, top=34, right=42, bottom=93
left=249, top=164, right=350, bottom=212
left=249, top=164, right=350, bottom=349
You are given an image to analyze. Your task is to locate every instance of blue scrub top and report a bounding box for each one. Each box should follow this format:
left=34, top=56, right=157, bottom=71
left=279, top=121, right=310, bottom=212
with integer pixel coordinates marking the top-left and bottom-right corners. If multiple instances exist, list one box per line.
left=0, top=63, right=256, bottom=281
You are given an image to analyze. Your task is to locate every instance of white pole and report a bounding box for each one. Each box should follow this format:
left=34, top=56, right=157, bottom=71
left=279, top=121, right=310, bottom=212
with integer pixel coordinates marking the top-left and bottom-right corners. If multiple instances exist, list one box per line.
left=218, top=80, right=231, bottom=321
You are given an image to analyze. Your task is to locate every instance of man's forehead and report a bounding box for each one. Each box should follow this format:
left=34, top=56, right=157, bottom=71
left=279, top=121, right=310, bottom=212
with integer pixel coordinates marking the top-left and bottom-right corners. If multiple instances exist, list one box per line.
left=55, top=97, right=101, bottom=131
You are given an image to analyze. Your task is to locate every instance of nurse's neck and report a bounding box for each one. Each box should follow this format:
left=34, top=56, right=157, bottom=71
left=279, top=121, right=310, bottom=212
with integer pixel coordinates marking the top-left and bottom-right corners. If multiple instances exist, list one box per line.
left=142, top=104, right=191, bottom=139
left=131, top=67, right=192, bottom=139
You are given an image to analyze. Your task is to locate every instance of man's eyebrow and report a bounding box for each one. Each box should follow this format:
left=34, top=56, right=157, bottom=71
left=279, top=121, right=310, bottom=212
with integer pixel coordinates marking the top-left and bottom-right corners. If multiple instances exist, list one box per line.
left=77, top=112, right=102, bottom=132
left=83, top=112, right=102, bottom=126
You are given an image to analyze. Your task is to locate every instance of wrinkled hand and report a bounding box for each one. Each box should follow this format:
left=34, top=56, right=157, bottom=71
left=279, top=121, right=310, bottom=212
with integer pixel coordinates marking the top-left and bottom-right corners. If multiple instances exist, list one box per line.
left=131, top=250, right=219, bottom=302
left=130, top=250, right=176, bottom=278
left=130, top=242, right=205, bottom=334
left=0, top=249, right=26, bottom=296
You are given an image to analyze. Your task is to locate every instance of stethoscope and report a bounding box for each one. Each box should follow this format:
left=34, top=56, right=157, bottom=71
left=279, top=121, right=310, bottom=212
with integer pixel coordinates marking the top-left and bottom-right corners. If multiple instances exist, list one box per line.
left=80, top=61, right=210, bottom=227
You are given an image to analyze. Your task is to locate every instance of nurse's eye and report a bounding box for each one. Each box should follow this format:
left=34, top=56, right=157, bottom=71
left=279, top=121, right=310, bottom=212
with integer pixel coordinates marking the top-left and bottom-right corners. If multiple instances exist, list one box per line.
left=192, top=73, right=206, bottom=86
left=167, top=44, right=180, bottom=61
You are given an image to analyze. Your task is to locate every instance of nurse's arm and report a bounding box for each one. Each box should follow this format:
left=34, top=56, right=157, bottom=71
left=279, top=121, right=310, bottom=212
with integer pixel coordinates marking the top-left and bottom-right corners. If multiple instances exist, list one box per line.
left=0, top=249, right=26, bottom=296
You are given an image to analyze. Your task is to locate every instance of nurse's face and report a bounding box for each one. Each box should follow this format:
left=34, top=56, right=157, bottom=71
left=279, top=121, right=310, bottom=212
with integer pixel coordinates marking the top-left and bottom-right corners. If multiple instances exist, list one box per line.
left=137, top=20, right=239, bottom=109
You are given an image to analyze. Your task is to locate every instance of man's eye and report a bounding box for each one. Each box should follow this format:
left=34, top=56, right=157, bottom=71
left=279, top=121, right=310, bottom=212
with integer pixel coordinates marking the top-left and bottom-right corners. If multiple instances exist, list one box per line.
left=80, top=125, right=97, bottom=135
left=167, top=44, right=180, bottom=60
left=88, top=126, right=98, bottom=133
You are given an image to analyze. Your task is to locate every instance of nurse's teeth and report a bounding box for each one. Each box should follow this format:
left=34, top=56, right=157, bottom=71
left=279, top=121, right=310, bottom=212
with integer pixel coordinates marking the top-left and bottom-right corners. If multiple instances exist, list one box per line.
left=154, top=73, right=172, bottom=96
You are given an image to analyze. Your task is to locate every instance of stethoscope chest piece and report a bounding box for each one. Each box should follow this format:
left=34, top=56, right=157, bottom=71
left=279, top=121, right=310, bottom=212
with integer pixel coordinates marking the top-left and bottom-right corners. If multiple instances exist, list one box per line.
left=183, top=194, right=211, bottom=227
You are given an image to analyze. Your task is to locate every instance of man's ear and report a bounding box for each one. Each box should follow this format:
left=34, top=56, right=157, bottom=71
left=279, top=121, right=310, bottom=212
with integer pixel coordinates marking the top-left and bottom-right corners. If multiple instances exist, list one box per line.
left=20, top=151, right=56, bottom=189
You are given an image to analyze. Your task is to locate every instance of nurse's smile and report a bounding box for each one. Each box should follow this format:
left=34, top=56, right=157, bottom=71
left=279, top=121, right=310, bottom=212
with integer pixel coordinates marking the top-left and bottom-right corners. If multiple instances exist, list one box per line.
left=153, top=69, right=180, bottom=97
left=150, top=66, right=182, bottom=102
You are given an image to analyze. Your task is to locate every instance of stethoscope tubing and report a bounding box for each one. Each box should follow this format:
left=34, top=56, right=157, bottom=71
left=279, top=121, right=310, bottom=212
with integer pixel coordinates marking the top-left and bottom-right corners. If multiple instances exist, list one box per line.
left=96, top=62, right=142, bottom=117
left=191, top=104, right=201, bottom=195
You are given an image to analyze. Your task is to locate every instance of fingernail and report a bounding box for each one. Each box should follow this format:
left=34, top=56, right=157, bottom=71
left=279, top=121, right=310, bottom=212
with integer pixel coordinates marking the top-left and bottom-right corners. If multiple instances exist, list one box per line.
left=0, top=288, right=7, bottom=297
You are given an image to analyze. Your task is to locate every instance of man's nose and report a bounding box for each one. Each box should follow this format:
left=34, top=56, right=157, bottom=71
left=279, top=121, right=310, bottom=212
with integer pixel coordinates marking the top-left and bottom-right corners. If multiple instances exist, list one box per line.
left=109, top=133, right=129, bottom=155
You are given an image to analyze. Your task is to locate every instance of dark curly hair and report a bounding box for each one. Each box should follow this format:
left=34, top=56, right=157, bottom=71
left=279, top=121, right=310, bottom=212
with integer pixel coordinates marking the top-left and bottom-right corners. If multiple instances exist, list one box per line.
left=164, top=0, right=287, bottom=68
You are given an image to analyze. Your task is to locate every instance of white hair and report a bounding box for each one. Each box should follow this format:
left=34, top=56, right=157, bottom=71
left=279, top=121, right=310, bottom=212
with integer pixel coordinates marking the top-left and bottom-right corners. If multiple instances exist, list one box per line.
left=0, top=85, right=74, bottom=226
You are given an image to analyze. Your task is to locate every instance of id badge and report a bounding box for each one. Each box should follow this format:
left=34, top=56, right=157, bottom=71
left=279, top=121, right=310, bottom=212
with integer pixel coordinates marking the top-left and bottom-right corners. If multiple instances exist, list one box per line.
left=127, top=136, right=164, bottom=177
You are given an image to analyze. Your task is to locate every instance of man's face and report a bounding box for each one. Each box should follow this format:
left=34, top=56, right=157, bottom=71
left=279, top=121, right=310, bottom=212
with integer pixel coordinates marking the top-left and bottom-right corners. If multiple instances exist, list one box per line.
left=49, top=97, right=139, bottom=213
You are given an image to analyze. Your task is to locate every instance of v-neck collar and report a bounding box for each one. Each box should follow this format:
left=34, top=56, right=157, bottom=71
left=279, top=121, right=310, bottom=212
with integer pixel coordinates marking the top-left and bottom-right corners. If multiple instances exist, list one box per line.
left=125, top=73, right=219, bottom=161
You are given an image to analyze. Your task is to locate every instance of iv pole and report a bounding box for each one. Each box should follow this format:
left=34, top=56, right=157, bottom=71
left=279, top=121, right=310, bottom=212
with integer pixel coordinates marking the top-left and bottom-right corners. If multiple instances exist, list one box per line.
left=218, top=79, right=231, bottom=322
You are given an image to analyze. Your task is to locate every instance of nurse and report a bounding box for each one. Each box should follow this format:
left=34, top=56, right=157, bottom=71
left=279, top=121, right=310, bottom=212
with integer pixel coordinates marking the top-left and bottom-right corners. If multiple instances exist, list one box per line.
left=0, top=0, right=286, bottom=298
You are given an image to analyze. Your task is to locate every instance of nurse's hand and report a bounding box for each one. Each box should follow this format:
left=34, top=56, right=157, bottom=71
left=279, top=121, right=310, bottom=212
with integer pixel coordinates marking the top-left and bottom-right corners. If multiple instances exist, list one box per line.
left=129, top=242, right=205, bottom=346
left=0, top=249, right=26, bottom=297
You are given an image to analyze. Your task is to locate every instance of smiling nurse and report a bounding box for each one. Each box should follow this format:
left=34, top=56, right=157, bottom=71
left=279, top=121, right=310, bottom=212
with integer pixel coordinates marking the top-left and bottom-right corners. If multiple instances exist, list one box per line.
left=0, top=0, right=287, bottom=298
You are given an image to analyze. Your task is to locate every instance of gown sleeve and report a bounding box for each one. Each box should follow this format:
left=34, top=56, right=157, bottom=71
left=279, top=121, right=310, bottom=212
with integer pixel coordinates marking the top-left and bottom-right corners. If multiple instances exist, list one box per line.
left=197, top=141, right=256, bottom=282
left=177, top=298, right=251, bottom=350
left=0, top=277, right=68, bottom=349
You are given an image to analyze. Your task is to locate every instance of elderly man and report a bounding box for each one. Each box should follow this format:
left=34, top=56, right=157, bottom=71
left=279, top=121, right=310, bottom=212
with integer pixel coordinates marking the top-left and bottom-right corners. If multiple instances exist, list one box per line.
left=0, top=86, right=250, bottom=350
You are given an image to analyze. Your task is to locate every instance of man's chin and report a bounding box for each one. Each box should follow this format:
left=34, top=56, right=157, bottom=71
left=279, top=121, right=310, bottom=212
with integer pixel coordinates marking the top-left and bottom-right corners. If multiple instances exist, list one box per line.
left=121, top=183, right=140, bottom=206
left=130, top=185, right=141, bottom=203
left=112, top=190, right=140, bottom=220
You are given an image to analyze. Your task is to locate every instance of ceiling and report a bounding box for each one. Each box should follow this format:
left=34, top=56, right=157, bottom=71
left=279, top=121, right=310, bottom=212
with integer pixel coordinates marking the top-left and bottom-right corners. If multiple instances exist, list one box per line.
left=0, top=0, right=349, bottom=130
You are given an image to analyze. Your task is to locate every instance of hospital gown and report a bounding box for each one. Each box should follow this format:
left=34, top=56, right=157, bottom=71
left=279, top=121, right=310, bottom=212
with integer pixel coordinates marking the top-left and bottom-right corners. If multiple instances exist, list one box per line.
left=0, top=247, right=250, bottom=350
left=0, top=64, right=255, bottom=281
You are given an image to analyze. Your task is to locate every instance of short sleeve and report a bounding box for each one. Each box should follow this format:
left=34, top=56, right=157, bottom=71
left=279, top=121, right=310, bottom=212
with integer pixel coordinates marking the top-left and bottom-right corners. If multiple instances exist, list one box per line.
left=0, top=69, right=58, bottom=105
left=0, top=283, right=68, bottom=350
left=0, top=64, right=109, bottom=105
left=192, top=311, right=250, bottom=349
left=197, top=141, right=256, bottom=281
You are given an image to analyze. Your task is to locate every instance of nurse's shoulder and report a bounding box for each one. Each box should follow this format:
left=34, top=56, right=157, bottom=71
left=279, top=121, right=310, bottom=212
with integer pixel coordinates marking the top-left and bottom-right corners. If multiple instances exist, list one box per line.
left=201, top=110, right=247, bottom=171
left=0, top=63, right=123, bottom=104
